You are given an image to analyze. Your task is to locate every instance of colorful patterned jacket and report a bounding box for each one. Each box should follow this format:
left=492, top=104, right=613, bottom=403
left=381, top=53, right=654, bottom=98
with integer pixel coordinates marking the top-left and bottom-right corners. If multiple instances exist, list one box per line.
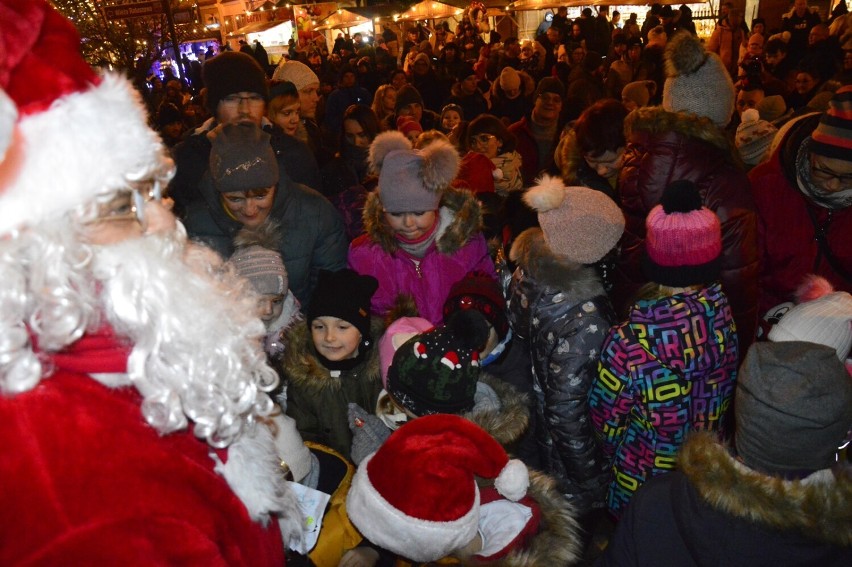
left=589, top=283, right=739, bottom=519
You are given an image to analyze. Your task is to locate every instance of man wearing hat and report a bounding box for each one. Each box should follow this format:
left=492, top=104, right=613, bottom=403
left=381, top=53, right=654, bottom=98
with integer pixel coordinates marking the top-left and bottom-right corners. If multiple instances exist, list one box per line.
left=600, top=341, right=852, bottom=565
left=0, top=1, right=304, bottom=561
left=170, top=52, right=346, bottom=307
left=749, top=85, right=852, bottom=317
left=509, top=77, right=567, bottom=186
left=170, top=52, right=322, bottom=215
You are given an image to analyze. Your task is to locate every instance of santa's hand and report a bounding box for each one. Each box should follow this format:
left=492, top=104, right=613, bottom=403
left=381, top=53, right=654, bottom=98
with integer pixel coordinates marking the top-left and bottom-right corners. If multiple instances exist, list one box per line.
left=339, top=547, right=379, bottom=567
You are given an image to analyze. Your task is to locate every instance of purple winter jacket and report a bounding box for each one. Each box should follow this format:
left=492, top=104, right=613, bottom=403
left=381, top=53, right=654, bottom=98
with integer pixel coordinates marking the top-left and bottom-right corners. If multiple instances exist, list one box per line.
left=348, top=187, right=496, bottom=325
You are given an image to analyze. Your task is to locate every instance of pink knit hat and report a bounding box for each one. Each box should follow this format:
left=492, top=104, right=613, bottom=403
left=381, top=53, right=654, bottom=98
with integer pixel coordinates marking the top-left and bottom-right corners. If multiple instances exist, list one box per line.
left=378, top=316, right=434, bottom=388
left=643, top=180, right=722, bottom=287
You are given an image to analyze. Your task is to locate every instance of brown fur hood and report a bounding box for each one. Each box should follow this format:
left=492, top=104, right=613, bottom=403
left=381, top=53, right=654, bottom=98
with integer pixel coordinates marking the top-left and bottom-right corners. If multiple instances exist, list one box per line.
left=279, top=318, right=383, bottom=393
left=510, top=228, right=607, bottom=301
left=361, top=186, right=483, bottom=254
left=489, top=69, right=536, bottom=100
left=465, top=374, right=530, bottom=449
left=463, top=470, right=583, bottom=566
left=625, top=105, right=741, bottom=165
left=681, top=432, right=852, bottom=547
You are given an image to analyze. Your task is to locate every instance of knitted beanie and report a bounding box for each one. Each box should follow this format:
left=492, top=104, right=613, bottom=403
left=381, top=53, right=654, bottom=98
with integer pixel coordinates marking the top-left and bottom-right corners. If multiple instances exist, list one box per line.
left=347, top=414, right=530, bottom=562
left=369, top=131, right=459, bottom=214
left=443, top=273, right=509, bottom=341
left=268, top=79, right=298, bottom=101
left=379, top=317, right=435, bottom=388
left=533, top=76, right=565, bottom=100
left=396, top=115, right=423, bottom=138
left=499, top=66, right=521, bottom=91
left=523, top=175, right=625, bottom=265
left=810, top=85, right=852, bottom=164
left=307, top=269, right=378, bottom=340
left=769, top=290, right=852, bottom=361
left=394, top=84, right=425, bottom=114
left=757, top=94, right=787, bottom=123
left=662, top=31, right=735, bottom=128
left=386, top=311, right=490, bottom=417
left=735, top=341, right=852, bottom=475
left=203, top=52, right=269, bottom=113
left=736, top=108, right=778, bottom=166
left=441, top=103, right=464, bottom=122
left=209, top=122, right=278, bottom=193
left=621, top=80, right=654, bottom=108
left=229, top=224, right=288, bottom=297
left=271, top=60, right=319, bottom=91
left=643, top=180, right=722, bottom=287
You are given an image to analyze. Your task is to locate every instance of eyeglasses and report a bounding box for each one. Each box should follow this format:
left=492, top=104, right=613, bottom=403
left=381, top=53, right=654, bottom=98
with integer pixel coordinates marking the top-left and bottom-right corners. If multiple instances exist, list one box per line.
left=471, top=133, right=497, bottom=145
left=220, top=93, right=265, bottom=107
left=84, top=174, right=168, bottom=228
left=811, top=163, right=852, bottom=184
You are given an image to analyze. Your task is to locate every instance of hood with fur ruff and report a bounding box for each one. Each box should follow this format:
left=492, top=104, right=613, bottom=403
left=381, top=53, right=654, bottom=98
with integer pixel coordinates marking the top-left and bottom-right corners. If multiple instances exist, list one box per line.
left=361, top=186, right=484, bottom=255
left=280, top=317, right=383, bottom=393
left=625, top=105, right=743, bottom=168
left=466, top=374, right=530, bottom=450
left=681, top=432, right=851, bottom=547
left=510, top=227, right=607, bottom=301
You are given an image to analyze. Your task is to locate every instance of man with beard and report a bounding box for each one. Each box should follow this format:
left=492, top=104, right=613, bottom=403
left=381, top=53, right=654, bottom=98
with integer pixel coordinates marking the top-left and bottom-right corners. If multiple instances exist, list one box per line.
left=0, top=1, right=302, bottom=563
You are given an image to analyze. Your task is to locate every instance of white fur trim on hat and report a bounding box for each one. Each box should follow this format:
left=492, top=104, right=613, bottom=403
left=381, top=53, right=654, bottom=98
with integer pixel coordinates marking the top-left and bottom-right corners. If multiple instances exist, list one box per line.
left=0, top=89, right=15, bottom=162
left=346, top=452, right=480, bottom=562
left=523, top=174, right=567, bottom=212
left=0, top=74, right=165, bottom=235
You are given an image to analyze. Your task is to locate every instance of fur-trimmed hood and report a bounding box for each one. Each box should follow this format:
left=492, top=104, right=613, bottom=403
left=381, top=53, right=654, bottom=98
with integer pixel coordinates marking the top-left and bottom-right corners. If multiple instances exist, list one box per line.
left=279, top=318, right=383, bottom=393
left=680, top=432, right=852, bottom=547
left=465, top=374, right=530, bottom=449
left=464, top=470, right=582, bottom=566
left=361, top=186, right=484, bottom=254
left=625, top=105, right=742, bottom=167
left=510, top=228, right=606, bottom=300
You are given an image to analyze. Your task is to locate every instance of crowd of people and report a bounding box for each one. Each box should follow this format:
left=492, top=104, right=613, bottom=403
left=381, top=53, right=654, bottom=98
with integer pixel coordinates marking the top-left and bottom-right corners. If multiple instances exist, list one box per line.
left=1, top=0, right=851, bottom=565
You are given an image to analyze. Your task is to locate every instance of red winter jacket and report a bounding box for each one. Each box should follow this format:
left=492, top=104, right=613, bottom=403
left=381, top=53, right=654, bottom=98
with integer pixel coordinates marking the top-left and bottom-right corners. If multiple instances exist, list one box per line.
left=748, top=113, right=852, bottom=315
left=614, top=106, right=759, bottom=352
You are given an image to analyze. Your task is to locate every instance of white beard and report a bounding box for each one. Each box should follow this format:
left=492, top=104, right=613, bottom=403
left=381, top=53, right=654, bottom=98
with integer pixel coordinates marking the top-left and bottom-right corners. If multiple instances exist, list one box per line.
left=90, top=231, right=278, bottom=447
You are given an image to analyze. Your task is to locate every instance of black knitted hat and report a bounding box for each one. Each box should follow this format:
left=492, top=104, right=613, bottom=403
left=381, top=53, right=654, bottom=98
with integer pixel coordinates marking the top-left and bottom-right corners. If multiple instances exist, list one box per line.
left=203, top=52, right=269, bottom=113
left=307, top=269, right=379, bottom=340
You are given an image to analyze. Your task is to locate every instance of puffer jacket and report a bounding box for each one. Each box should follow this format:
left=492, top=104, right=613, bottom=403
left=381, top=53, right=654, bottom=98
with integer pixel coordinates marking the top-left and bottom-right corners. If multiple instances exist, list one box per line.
left=507, top=228, right=614, bottom=516
left=280, top=318, right=384, bottom=461
left=748, top=112, right=852, bottom=316
left=183, top=172, right=347, bottom=308
left=600, top=433, right=852, bottom=566
left=347, top=188, right=496, bottom=325
left=589, top=283, right=739, bottom=519
left=615, top=106, right=759, bottom=353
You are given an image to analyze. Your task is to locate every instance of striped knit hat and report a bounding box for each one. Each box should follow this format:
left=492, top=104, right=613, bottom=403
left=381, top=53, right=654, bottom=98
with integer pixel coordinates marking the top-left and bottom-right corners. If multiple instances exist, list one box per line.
left=810, top=85, right=852, bottom=163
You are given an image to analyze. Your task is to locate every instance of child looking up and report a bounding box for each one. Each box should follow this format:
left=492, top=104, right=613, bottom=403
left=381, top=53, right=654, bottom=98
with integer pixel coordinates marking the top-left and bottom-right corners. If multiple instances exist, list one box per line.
left=281, top=269, right=382, bottom=461
left=589, top=180, right=739, bottom=520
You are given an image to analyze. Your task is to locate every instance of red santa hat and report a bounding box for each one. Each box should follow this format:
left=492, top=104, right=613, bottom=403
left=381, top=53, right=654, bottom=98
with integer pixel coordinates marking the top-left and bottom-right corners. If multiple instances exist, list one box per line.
left=0, top=0, right=166, bottom=235
left=346, top=413, right=529, bottom=562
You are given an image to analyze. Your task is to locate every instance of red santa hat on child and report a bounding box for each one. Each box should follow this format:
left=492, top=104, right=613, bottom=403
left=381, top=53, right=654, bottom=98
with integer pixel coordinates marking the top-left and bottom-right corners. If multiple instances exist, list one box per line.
left=0, top=0, right=166, bottom=235
left=346, top=413, right=529, bottom=562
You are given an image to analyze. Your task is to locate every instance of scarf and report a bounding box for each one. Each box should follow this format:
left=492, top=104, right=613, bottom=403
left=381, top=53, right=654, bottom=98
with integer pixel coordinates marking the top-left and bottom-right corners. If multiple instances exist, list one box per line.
left=796, top=137, right=852, bottom=210
left=395, top=214, right=441, bottom=259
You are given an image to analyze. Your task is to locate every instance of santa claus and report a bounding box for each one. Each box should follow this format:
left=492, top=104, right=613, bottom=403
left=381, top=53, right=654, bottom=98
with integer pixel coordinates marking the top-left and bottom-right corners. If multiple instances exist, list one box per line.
left=0, top=0, right=300, bottom=563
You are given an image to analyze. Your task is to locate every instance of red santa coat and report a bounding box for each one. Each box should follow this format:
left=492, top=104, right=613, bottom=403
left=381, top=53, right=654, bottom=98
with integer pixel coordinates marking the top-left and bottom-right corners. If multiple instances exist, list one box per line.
left=0, top=336, right=285, bottom=565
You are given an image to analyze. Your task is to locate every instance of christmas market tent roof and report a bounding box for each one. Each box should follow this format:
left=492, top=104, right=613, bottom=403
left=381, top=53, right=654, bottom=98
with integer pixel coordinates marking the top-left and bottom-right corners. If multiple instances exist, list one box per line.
left=229, top=19, right=289, bottom=36
left=345, top=3, right=418, bottom=21
left=509, top=0, right=680, bottom=9
left=314, top=9, right=372, bottom=31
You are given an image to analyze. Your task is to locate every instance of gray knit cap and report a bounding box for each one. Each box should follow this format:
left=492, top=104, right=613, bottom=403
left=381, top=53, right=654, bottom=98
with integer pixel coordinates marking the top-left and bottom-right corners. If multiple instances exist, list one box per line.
left=663, top=31, right=735, bottom=128
left=229, top=244, right=288, bottom=296
left=735, top=341, right=852, bottom=476
left=209, top=122, right=279, bottom=194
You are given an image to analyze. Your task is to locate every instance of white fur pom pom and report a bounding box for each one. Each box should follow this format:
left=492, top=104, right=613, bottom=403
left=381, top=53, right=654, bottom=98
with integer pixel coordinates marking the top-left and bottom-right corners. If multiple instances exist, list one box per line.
left=741, top=108, right=760, bottom=125
left=494, top=459, right=529, bottom=502
left=0, top=89, right=17, bottom=162
left=369, top=131, right=411, bottom=175
left=523, top=174, right=567, bottom=213
left=420, top=137, right=460, bottom=192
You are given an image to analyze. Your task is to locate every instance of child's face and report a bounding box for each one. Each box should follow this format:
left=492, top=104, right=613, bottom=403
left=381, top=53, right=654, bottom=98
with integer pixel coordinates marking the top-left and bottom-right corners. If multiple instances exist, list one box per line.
left=311, top=316, right=362, bottom=361
left=442, top=110, right=461, bottom=131
left=259, top=293, right=285, bottom=326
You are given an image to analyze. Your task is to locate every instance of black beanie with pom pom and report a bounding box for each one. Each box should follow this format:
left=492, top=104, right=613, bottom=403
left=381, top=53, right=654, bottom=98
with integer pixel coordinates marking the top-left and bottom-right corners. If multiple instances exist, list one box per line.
left=386, top=310, right=489, bottom=417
